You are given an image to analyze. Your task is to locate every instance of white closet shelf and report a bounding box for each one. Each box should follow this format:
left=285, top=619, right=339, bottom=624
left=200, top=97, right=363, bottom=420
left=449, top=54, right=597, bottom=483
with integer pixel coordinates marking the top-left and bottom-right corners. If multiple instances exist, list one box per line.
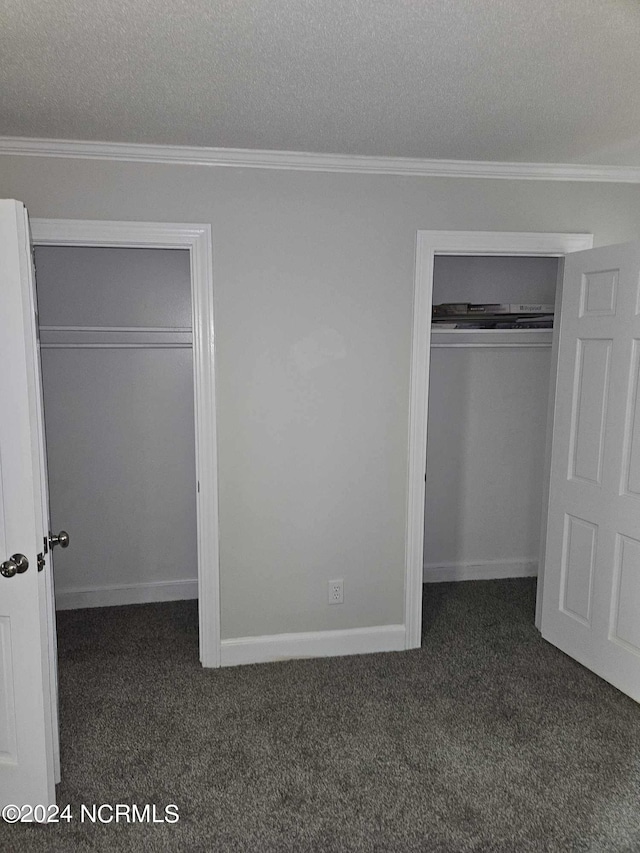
left=38, top=325, right=193, bottom=349
left=430, top=327, right=553, bottom=348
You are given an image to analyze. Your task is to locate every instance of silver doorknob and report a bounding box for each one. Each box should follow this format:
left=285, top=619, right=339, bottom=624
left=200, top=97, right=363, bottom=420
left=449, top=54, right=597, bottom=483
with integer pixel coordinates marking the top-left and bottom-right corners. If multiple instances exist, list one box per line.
left=1, top=559, right=17, bottom=578
left=13, top=554, right=29, bottom=573
left=0, top=554, right=28, bottom=578
left=49, top=530, right=70, bottom=550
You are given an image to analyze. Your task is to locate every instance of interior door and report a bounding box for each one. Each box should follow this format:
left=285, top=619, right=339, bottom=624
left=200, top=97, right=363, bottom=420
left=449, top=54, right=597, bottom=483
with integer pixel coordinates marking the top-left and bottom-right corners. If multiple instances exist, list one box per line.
left=541, top=241, right=640, bottom=702
left=0, top=200, right=58, bottom=807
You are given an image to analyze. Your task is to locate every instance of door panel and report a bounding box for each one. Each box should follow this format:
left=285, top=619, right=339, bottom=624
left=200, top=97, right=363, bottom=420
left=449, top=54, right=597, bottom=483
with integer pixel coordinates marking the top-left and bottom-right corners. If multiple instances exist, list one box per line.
left=622, top=340, right=640, bottom=496
left=0, top=618, right=18, bottom=764
left=542, top=242, right=640, bottom=702
left=559, top=513, right=596, bottom=625
left=611, top=534, right=640, bottom=653
left=0, top=200, right=56, bottom=806
left=568, top=338, right=611, bottom=484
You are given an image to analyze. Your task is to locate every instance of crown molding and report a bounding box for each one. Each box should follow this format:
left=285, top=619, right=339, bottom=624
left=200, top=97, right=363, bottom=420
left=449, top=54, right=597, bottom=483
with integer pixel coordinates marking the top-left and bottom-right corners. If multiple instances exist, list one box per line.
left=1, top=135, right=640, bottom=182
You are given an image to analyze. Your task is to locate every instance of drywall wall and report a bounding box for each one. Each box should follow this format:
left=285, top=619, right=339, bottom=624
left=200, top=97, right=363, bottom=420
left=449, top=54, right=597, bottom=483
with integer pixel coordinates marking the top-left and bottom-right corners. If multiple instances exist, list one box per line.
left=424, top=256, right=558, bottom=580
left=431, top=255, right=559, bottom=305
left=2, top=154, right=640, bottom=639
left=424, top=346, right=552, bottom=578
left=35, top=247, right=197, bottom=608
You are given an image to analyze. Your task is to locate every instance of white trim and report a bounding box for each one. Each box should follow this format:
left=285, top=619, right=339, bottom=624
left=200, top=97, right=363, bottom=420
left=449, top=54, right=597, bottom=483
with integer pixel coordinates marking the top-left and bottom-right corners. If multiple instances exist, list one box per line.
left=3, top=136, right=640, bottom=183
left=55, top=579, right=198, bottom=610
left=405, top=230, right=594, bottom=650
left=405, top=233, right=433, bottom=650
left=220, top=624, right=406, bottom=667
left=31, top=218, right=208, bottom=249
left=414, top=231, right=595, bottom=255
left=423, top=558, right=538, bottom=583
left=535, top=259, right=567, bottom=630
left=30, top=218, right=221, bottom=667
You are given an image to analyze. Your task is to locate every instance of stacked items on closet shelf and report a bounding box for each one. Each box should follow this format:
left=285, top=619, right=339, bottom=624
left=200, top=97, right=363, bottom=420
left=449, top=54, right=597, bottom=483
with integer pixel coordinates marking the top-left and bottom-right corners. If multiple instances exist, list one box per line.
left=432, top=302, right=555, bottom=329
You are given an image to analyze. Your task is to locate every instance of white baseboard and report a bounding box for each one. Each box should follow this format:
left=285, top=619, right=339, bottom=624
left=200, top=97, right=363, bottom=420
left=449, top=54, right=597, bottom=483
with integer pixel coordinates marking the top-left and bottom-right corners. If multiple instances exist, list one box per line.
left=220, top=623, right=406, bottom=667
left=423, top=558, right=538, bottom=583
left=55, top=578, right=198, bottom=610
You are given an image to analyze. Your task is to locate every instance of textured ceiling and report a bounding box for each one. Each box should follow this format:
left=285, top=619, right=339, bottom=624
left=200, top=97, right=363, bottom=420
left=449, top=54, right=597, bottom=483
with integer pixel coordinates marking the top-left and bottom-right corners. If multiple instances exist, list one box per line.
left=1, top=0, right=640, bottom=165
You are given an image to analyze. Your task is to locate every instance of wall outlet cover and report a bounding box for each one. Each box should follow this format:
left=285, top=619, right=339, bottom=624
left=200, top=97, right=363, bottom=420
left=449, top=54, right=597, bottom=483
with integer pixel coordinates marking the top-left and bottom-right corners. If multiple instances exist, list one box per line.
left=328, top=578, right=344, bottom=604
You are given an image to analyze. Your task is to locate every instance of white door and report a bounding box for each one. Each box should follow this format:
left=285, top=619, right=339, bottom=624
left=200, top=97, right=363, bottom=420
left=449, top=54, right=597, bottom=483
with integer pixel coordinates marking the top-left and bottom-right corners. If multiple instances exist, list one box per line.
left=542, top=241, right=640, bottom=702
left=0, top=200, right=59, bottom=807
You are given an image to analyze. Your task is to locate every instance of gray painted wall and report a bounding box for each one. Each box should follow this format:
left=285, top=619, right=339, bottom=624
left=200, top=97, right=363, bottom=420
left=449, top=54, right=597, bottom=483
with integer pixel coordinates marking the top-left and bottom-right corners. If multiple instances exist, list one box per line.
left=3, top=156, right=640, bottom=639
left=36, top=246, right=192, bottom=327
left=425, top=347, right=552, bottom=570
left=432, top=255, right=559, bottom=305
left=34, top=247, right=197, bottom=606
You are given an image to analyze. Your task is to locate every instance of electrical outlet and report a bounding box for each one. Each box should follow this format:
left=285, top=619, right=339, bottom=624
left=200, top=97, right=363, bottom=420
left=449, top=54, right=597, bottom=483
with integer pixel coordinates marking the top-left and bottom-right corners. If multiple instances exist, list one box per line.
left=328, top=578, right=344, bottom=605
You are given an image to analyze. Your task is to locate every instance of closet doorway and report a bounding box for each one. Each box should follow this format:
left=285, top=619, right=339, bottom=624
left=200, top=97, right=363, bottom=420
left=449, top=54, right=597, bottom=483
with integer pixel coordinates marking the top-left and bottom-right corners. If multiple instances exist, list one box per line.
left=30, top=219, right=221, bottom=668
left=405, top=231, right=594, bottom=648
left=425, top=253, right=560, bottom=588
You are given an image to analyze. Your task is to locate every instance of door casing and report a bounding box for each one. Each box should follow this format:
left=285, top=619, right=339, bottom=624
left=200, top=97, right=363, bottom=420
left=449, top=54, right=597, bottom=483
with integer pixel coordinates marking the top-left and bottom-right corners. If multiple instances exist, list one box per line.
left=406, top=230, right=594, bottom=648
left=31, top=218, right=222, bottom=667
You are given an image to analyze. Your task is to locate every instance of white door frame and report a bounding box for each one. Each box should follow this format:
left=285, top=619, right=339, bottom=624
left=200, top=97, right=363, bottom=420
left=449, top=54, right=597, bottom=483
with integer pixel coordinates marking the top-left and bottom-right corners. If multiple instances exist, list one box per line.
left=30, top=218, right=221, bottom=668
left=405, top=230, right=594, bottom=649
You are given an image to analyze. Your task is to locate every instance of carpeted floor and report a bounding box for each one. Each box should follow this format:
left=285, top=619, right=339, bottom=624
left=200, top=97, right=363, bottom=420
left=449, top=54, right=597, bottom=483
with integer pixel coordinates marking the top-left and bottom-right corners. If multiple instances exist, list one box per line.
left=3, top=579, right=639, bottom=852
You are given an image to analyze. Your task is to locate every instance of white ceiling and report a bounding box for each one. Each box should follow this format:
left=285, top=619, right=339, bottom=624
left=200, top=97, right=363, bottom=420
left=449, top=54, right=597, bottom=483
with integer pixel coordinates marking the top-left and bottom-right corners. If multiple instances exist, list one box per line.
left=2, top=0, right=640, bottom=166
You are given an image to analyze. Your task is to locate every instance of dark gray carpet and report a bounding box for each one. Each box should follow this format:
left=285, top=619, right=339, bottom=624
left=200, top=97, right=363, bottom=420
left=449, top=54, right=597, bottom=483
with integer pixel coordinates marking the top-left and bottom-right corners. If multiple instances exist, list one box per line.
left=3, top=579, right=639, bottom=852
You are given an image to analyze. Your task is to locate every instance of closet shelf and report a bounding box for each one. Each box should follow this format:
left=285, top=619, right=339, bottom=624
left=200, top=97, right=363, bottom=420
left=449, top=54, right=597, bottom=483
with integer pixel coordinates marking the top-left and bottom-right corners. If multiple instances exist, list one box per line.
left=430, top=327, right=553, bottom=348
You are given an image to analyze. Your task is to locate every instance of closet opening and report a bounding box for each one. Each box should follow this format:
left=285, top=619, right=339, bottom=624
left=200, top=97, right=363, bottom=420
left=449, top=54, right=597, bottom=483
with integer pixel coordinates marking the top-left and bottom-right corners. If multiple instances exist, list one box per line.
left=423, top=254, right=560, bottom=601
left=33, top=244, right=200, bottom=652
